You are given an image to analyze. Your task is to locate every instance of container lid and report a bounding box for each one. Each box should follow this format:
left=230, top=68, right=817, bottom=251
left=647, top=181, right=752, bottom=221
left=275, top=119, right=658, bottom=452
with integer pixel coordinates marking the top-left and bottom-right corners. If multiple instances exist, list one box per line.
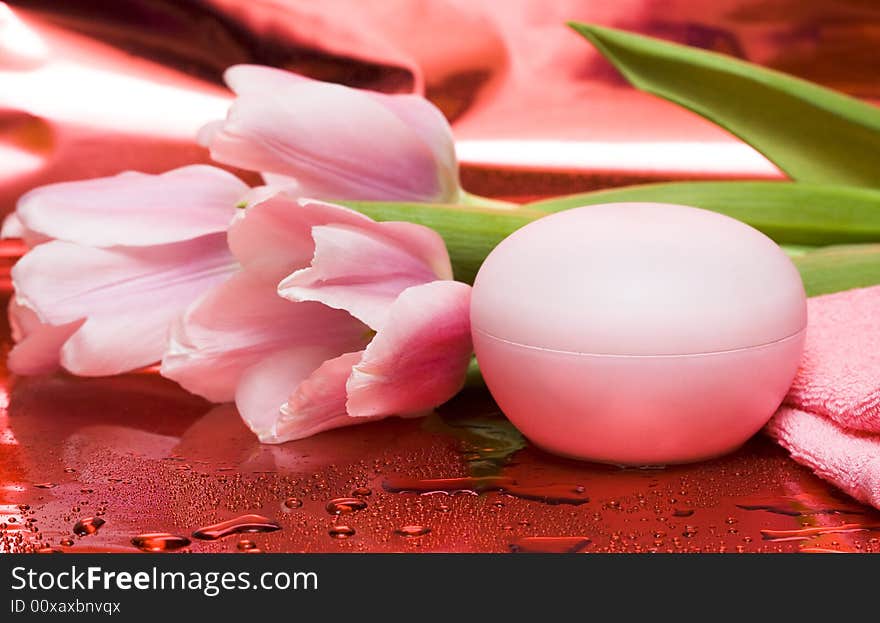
left=471, top=203, right=806, bottom=356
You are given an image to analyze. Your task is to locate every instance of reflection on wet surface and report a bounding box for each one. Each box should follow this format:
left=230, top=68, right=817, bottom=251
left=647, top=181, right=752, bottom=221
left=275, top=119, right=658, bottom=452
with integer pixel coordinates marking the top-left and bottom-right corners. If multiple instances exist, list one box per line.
left=0, top=293, right=878, bottom=553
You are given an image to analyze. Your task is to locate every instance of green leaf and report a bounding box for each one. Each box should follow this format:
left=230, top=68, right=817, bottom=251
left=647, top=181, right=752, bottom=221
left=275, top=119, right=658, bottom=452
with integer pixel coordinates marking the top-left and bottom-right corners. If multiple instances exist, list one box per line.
left=423, top=409, right=526, bottom=477
left=793, top=244, right=880, bottom=296
left=527, top=181, right=880, bottom=246
left=568, top=22, right=880, bottom=188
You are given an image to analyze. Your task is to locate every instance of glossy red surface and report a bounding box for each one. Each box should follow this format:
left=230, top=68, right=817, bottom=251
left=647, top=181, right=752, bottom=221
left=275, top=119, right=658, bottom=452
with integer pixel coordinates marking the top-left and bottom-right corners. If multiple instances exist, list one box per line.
left=3, top=2, right=880, bottom=554
left=1, top=291, right=879, bottom=554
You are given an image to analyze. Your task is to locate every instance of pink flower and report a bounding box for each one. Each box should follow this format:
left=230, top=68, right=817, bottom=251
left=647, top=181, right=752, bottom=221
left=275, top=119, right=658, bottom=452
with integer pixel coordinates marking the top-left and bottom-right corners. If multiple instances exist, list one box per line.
left=199, top=65, right=461, bottom=203
left=160, top=191, right=473, bottom=442
left=5, top=165, right=248, bottom=375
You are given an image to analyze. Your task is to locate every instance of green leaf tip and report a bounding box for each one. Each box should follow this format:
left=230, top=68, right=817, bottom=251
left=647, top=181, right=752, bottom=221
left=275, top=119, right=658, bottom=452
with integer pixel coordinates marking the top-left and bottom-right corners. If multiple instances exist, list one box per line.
left=569, top=22, right=880, bottom=189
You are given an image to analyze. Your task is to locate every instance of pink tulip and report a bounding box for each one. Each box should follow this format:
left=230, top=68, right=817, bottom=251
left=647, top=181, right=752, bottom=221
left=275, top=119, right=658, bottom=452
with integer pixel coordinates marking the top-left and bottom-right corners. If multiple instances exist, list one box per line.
left=5, top=165, right=248, bottom=375
left=199, top=65, right=461, bottom=203
left=161, top=191, right=473, bottom=442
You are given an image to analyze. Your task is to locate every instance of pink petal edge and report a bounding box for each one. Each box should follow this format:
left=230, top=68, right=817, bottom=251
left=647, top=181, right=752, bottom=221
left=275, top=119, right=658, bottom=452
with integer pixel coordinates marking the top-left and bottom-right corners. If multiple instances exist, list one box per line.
left=6, top=298, right=82, bottom=375
left=161, top=270, right=369, bottom=403
left=14, top=165, right=247, bottom=247
left=346, top=280, right=473, bottom=418
left=12, top=235, right=236, bottom=376
left=277, top=223, right=441, bottom=329
left=235, top=346, right=350, bottom=443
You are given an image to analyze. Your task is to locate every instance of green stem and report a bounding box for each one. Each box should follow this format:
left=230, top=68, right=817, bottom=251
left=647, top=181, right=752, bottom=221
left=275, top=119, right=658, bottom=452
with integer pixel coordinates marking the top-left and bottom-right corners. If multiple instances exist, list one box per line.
left=346, top=181, right=880, bottom=295
left=459, top=190, right=520, bottom=211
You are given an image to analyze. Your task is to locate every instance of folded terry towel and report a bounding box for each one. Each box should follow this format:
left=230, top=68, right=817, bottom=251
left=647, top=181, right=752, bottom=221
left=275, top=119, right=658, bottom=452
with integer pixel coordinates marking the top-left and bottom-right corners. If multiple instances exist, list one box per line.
left=784, top=286, right=880, bottom=432
left=766, top=285, right=880, bottom=509
left=768, top=407, right=880, bottom=509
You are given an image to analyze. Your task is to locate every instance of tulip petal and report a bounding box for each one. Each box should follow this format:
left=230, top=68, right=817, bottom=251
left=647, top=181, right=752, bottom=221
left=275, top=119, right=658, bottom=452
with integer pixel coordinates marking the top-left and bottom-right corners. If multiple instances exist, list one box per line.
left=196, top=120, right=225, bottom=148
left=14, top=166, right=247, bottom=247
left=1, top=213, right=50, bottom=248
left=235, top=346, right=351, bottom=443
left=227, top=192, right=326, bottom=283
left=278, top=223, right=443, bottom=329
left=1, top=213, right=24, bottom=238
left=224, top=66, right=458, bottom=197
left=346, top=281, right=473, bottom=418
left=206, top=65, right=446, bottom=201
left=275, top=351, right=387, bottom=442
left=12, top=235, right=236, bottom=375
left=161, top=270, right=369, bottom=402
left=224, top=64, right=313, bottom=95
left=370, top=93, right=460, bottom=202
left=229, top=194, right=451, bottom=285
left=7, top=298, right=82, bottom=375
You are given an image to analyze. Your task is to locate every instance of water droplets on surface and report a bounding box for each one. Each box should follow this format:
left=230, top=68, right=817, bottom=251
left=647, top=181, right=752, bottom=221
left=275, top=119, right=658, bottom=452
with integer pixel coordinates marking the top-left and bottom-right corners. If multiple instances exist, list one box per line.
left=383, top=476, right=589, bottom=505
left=192, top=515, right=281, bottom=541
left=325, top=497, right=367, bottom=515
left=131, top=533, right=191, bottom=552
left=328, top=525, right=355, bottom=539
left=73, top=517, right=105, bottom=536
left=760, top=523, right=878, bottom=542
left=394, top=525, right=431, bottom=538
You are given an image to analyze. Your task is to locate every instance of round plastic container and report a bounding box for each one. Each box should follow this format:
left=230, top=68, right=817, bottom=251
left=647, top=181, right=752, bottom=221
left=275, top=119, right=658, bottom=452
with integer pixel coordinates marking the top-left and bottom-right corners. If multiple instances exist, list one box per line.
left=471, top=203, right=806, bottom=465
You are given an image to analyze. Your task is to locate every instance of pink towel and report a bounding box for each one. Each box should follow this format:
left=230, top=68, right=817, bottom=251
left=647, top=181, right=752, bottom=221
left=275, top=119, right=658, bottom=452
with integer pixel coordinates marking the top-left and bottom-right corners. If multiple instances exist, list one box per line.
left=766, top=285, right=880, bottom=509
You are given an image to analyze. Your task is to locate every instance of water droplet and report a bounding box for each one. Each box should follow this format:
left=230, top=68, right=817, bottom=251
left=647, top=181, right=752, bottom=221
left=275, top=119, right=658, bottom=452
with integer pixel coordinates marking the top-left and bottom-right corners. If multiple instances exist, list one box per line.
left=328, top=525, right=355, bottom=539
left=383, top=476, right=589, bottom=505
left=34, top=482, right=56, bottom=489
left=682, top=525, right=698, bottom=538
left=509, top=536, right=591, bottom=553
left=192, top=514, right=281, bottom=540
left=434, top=503, right=451, bottom=513
left=394, top=525, right=431, bottom=538
left=72, top=517, right=105, bottom=536
left=325, top=497, right=367, bottom=515
left=63, top=467, right=76, bottom=473
left=237, top=539, right=257, bottom=551
left=351, top=487, right=372, bottom=497
left=60, top=538, right=74, bottom=547
left=131, top=533, right=191, bottom=552
left=283, top=497, right=303, bottom=510
left=673, top=508, right=694, bottom=517
left=799, top=546, right=844, bottom=554
left=735, top=494, right=865, bottom=517
left=760, top=523, right=878, bottom=542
